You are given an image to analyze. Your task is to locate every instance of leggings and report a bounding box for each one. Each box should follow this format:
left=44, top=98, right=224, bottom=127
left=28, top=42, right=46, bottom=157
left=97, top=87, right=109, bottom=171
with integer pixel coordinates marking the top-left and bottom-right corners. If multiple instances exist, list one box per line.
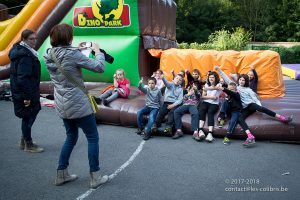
left=199, top=102, right=219, bottom=126
left=242, top=103, right=276, bottom=119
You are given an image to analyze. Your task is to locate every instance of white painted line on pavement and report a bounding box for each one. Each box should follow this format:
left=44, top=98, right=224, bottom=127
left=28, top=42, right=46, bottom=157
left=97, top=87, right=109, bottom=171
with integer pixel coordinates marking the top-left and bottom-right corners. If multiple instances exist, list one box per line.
left=75, top=140, right=146, bottom=200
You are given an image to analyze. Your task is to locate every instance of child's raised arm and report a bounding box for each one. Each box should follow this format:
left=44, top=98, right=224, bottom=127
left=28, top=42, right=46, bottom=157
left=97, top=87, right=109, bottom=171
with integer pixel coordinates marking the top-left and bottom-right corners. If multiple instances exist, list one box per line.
left=113, top=74, right=118, bottom=88
left=171, top=69, right=176, bottom=79
left=138, top=77, right=147, bottom=94
left=161, top=74, right=172, bottom=89
left=186, top=70, right=193, bottom=83
left=250, top=65, right=258, bottom=80
left=214, top=66, right=234, bottom=84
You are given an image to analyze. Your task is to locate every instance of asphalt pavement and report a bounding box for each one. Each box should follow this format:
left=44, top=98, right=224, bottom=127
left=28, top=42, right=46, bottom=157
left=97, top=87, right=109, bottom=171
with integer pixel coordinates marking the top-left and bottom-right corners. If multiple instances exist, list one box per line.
left=0, top=100, right=299, bottom=200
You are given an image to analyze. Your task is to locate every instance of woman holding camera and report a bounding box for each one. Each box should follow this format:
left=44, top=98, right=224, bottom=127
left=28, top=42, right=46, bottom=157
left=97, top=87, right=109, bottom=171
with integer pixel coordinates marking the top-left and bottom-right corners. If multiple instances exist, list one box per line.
left=43, top=23, right=108, bottom=188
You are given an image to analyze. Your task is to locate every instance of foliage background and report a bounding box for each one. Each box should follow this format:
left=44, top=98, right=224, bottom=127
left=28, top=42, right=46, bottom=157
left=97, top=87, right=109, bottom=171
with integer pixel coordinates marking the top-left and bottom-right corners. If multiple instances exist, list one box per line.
left=175, top=0, right=300, bottom=43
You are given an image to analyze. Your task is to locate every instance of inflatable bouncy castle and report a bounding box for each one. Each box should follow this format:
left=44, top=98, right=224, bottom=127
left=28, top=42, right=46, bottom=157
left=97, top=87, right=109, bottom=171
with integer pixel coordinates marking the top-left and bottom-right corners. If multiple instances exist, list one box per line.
left=0, top=0, right=299, bottom=142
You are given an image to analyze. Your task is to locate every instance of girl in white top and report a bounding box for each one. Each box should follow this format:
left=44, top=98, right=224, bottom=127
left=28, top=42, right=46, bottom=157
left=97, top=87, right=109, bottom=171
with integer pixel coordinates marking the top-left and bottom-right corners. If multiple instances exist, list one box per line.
left=197, top=71, right=222, bottom=142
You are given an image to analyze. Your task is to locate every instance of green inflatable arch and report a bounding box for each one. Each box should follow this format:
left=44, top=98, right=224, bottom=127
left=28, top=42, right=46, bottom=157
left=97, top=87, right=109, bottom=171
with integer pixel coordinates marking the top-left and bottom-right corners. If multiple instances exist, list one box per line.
left=38, top=0, right=177, bottom=86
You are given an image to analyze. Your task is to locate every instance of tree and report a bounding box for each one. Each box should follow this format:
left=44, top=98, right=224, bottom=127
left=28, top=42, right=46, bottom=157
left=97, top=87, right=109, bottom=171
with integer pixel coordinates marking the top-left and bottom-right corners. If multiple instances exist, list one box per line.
left=176, top=0, right=240, bottom=43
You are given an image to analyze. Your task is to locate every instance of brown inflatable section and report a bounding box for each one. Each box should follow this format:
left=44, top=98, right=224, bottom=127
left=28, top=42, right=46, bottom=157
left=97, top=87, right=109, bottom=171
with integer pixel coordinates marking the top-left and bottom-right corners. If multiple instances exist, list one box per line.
left=138, top=0, right=177, bottom=50
left=137, top=0, right=177, bottom=81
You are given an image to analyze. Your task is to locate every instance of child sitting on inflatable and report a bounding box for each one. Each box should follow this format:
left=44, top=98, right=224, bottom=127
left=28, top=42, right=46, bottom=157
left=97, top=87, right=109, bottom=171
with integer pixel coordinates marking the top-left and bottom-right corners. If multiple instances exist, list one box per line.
left=198, top=71, right=222, bottom=142
left=218, top=82, right=255, bottom=147
left=151, top=73, right=183, bottom=135
left=136, top=77, right=162, bottom=140
left=185, top=68, right=204, bottom=91
left=173, top=82, right=201, bottom=140
left=172, top=69, right=186, bottom=88
left=95, top=68, right=130, bottom=106
left=218, top=65, right=258, bottom=128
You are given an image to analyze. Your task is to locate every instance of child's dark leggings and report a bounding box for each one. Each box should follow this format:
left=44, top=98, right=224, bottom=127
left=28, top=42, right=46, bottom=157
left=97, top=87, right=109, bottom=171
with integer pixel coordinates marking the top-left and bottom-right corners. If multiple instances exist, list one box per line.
left=199, top=102, right=219, bottom=126
left=242, top=103, right=276, bottom=119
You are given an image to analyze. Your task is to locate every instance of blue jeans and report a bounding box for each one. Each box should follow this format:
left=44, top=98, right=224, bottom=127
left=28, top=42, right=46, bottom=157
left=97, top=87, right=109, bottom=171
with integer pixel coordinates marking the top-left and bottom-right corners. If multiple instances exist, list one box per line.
left=58, top=114, right=100, bottom=172
left=137, top=106, right=159, bottom=134
left=227, top=111, right=250, bottom=136
left=227, top=111, right=240, bottom=134
left=218, top=100, right=229, bottom=119
left=21, top=112, right=38, bottom=142
left=174, top=105, right=199, bottom=131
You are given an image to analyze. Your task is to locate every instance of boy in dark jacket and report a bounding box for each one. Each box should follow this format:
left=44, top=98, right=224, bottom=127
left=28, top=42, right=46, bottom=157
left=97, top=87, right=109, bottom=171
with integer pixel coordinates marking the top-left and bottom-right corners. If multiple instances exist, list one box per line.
left=218, top=82, right=255, bottom=147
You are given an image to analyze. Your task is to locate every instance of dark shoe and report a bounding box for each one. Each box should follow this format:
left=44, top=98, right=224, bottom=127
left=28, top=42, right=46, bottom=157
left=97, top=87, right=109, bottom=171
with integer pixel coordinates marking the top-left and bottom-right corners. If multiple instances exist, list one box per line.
left=151, top=124, right=157, bottom=133
left=20, top=138, right=37, bottom=150
left=143, top=132, right=151, bottom=140
left=103, top=99, right=109, bottom=106
left=136, top=128, right=143, bottom=135
left=24, top=141, right=44, bottom=153
left=94, top=97, right=102, bottom=104
left=172, top=130, right=183, bottom=139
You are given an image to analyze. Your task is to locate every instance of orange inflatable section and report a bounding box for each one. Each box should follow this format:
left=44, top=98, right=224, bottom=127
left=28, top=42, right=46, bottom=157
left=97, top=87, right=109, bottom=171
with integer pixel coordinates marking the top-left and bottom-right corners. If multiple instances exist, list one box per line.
left=160, top=49, right=285, bottom=98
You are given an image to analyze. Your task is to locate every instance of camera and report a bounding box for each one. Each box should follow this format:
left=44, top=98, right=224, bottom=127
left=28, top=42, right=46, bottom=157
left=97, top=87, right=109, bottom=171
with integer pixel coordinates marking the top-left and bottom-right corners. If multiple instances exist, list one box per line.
left=85, top=42, right=92, bottom=48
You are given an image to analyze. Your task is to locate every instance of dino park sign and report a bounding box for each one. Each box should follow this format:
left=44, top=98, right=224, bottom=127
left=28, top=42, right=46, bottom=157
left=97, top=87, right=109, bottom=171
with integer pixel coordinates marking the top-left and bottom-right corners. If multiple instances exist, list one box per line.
left=73, top=0, right=130, bottom=28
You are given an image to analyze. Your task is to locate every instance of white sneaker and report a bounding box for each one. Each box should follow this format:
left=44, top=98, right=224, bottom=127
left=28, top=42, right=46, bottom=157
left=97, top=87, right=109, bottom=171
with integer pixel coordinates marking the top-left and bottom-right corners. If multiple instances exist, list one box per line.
left=198, top=130, right=206, bottom=140
left=205, top=133, right=214, bottom=142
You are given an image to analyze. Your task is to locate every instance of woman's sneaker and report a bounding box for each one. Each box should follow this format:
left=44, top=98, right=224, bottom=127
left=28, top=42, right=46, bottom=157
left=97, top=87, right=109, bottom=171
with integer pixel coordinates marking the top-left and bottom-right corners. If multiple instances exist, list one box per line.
left=223, top=137, right=230, bottom=145
left=243, top=137, right=255, bottom=147
left=205, top=133, right=214, bottom=142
